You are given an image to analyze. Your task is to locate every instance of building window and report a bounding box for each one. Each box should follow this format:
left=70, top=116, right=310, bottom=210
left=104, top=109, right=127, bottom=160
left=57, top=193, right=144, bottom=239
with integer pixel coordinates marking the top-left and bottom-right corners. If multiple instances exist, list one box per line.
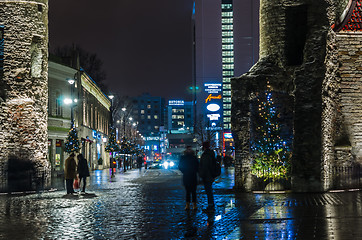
left=154, top=115, right=158, bottom=119
left=224, top=117, right=231, bottom=122
left=285, top=5, right=308, bottom=66
left=141, top=109, right=145, bottom=114
left=147, top=115, right=151, bottom=119
left=55, top=91, right=62, bottom=117
left=147, top=105, right=151, bottom=109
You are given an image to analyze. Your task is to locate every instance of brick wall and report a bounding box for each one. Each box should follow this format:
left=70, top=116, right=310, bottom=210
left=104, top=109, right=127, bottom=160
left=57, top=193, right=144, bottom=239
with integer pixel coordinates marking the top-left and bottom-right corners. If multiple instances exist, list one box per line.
left=0, top=0, right=50, bottom=191
left=336, top=33, right=362, bottom=164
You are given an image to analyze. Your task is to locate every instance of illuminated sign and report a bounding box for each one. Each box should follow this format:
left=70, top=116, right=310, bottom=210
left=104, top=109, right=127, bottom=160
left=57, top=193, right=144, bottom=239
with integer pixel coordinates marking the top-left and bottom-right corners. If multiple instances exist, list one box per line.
left=206, top=104, right=221, bottom=112
left=207, top=114, right=221, bottom=121
left=224, top=133, right=233, bottom=139
left=168, top=100, right=184, bottom=106
left=205, top=94, right=222, bottom=103
left=204, top=83, right=222, bottom=94
left=146, top=136, right=160, bottom=141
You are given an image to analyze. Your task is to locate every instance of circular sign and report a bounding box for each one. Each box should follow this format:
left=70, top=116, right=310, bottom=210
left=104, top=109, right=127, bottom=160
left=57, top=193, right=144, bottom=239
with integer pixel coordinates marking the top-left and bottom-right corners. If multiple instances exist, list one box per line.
left=207, top=103, right=220, bottom=112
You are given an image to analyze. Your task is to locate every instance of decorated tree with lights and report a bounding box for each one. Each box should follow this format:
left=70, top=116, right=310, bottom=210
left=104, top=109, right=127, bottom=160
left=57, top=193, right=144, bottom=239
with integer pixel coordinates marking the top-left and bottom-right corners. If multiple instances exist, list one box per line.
left=119, top=137, right=131, bottom=154
left=105, top=127, right=120, bottom=154
left=250, top=86, right=292, bottom=181
left=64, top=124, right=81, bottom=153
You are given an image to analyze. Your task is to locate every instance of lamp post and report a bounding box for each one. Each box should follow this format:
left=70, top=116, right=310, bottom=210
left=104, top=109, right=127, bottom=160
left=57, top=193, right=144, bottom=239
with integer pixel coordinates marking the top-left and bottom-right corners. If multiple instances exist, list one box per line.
left=67, top=78, right=75, bottom=127
left=122, top=107, right=127, bottom=137
left=108, top=95, right=115, bottom=177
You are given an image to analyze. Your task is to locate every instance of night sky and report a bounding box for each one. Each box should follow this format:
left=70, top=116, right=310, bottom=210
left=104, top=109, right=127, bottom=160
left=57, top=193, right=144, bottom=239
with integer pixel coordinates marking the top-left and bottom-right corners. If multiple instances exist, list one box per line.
left=49, top=0, right=194, bottom=100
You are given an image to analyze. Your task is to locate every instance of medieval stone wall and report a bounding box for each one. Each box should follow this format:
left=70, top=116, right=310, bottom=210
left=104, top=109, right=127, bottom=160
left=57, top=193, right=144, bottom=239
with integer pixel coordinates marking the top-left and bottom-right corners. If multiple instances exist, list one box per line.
left=232, top=0, right=344, bottom=192
left=0, top=0, right=49, bottom=191
left=336, top=33, right=362, bottom=164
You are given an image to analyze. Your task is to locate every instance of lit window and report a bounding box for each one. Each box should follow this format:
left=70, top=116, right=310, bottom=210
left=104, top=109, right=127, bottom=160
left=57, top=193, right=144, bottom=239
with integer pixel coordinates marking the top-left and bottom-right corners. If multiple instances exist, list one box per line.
left=141, top=109, right=145, bottom=114
left=223, top=84, right=231, bottom=89
left=147, top=115, right=151, bottom=119
left=147, top=105, right=151, bottom=109
left=154, top=115, right=158, bottom=119
left=223, top=91, right=231, bottom=96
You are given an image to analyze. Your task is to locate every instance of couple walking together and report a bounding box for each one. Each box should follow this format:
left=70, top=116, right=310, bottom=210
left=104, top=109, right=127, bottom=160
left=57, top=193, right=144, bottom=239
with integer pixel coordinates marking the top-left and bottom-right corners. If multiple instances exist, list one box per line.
left=64, top=153, right=90, bottom=194
left=178, top=142, right=216, bottom=212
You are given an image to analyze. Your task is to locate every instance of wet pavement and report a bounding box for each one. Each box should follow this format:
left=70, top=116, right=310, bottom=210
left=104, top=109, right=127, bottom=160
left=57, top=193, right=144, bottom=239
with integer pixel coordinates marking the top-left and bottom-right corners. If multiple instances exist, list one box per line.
left=0, top=167, right=361, bottom=239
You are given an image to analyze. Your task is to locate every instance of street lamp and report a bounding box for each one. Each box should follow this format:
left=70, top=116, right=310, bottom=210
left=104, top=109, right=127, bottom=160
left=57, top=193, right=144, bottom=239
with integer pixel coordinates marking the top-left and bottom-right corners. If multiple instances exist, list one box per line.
left=67, top=78, right=75, bottom=126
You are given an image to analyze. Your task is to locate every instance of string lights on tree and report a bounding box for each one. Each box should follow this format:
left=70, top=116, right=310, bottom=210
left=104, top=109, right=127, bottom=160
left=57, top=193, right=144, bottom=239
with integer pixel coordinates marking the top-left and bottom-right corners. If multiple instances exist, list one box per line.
left=250, top=83, right=292, bottom=181
left=64, top=124, right=81, bottom=153
left=105, top=127, right=120, bottom=153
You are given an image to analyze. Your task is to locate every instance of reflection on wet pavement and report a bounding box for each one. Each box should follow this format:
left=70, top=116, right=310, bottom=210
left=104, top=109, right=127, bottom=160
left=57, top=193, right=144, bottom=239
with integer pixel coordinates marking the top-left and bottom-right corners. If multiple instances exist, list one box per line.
left=0, top=167, right=361, bottom=239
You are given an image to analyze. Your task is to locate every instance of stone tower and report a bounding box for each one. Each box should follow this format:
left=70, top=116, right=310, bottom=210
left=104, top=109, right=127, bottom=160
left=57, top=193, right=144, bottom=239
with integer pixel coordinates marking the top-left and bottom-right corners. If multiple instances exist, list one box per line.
left=231, top=0, right=350, bottom=192
left=0, top=0, right=50, bottom=191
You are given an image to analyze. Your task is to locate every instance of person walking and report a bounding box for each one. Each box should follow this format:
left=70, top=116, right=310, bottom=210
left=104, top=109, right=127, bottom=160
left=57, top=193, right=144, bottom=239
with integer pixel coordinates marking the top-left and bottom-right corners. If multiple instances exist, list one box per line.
left=64, top=153, right=77, bottom=195
left=77, top=154, right=90, bottom=193
left=136, top=154, right=143, bottom=171
left=199, top=142, right=216, bottom=212
left=178, top=146, right=199, bottom=210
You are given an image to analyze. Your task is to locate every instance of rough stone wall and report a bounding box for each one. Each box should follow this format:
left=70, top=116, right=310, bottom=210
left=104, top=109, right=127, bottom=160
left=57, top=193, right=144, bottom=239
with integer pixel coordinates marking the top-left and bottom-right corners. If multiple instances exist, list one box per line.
left=336, top=33, right=362, bottom=164
left=0, top=0, right=50, bottom=191
left=232, top=0, right=343, bottom=192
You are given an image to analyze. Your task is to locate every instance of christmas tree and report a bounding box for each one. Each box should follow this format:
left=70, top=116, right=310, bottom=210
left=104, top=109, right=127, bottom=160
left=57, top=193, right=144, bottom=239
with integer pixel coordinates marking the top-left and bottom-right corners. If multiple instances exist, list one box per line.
left=105, top=127, right=120, bottom=153
left=64, top=124, right=81, bottom=153
left=119, top=137, right=131, bottom=154
left=250, top=86, right=291, bottom=181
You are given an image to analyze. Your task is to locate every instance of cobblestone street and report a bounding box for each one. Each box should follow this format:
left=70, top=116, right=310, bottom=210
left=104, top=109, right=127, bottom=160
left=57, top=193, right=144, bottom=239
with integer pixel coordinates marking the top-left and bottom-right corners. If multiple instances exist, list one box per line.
left=0, top=168, right=361, bottom=239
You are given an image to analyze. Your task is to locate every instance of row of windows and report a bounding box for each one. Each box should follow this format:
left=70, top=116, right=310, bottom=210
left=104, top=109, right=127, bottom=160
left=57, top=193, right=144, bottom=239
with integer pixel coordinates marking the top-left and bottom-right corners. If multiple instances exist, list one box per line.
left=223, top=97, right=231, bottom=103
left=222, top=10, right=233, bottom=15
left=224, top=123, right=231, bottom=129
left=222, top=45, right=233, bottom=50
left=223, top=64, right=234, bottom=69
left=224, top=110, right=231, bottom=116
left=222, top=51, right=233, bottom=57
left=222, top=25, right=233, bottom=30
left=223, top=91, right=231, bottom=96
left=140, top=109, right=159, bottom=114
left=222, top=4, right=233, bottom=9
left=172, top=115, right=184, bottom=119
left=222, top=19, right=233, bottom=24
left=224, top=104, right=231, bottom=109
left=223, top=78, right=231, bottom=83
left=172, top=109, right=184, bottom=113
left=222, top=38, right=234, bottom=43
left=222, top=57, right=234, bottom=63
left=223, top=71, right=234, bottom=76
left=222, top=31, right=233, bottom=37
left=141, top=115, right=159, bottom=120
left=224, top=117, right=231, bottom=122
left=138, top=104, right=159, bottom=109
left=223, top=83, right=231, bottom=89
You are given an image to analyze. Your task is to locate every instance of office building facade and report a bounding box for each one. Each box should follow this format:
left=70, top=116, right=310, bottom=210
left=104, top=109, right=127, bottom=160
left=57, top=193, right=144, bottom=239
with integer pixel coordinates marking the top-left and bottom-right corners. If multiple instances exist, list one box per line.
left=193, top=0, right=259, bottom=150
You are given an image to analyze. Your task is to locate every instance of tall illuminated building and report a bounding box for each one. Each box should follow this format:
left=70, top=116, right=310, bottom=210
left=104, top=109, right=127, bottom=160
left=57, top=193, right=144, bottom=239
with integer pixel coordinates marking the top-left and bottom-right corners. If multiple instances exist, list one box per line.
left=193, top=0, right=259, bottom=151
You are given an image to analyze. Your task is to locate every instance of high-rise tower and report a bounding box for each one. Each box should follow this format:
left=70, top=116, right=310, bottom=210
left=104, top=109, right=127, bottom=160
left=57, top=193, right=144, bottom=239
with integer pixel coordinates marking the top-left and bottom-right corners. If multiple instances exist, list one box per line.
left=193, top=0, right=259, bottom=150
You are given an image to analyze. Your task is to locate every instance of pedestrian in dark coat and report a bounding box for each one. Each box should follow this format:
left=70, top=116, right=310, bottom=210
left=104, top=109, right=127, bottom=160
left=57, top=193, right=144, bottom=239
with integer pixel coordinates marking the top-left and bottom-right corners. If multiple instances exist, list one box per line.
left=199, top=141, right=216, bottom=212
left=178, top=146, right=199, bottom=210
left=77, top=154, right=90, bottom=193
left=64, top=153, right=77, bottom=194
left=136, top=155, right=143, bottom=171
